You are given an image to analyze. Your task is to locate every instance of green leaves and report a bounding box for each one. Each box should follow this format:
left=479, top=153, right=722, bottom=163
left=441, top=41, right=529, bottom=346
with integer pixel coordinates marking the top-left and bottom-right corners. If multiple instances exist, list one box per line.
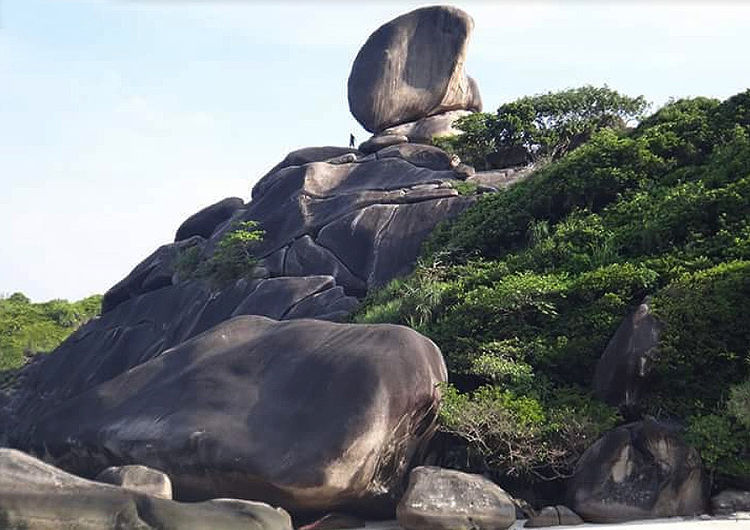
left=434, top=85, right=649, bottom=170
left=175, top=221, right=265, bottom=287
left=0, top=293, right=102, bottom=377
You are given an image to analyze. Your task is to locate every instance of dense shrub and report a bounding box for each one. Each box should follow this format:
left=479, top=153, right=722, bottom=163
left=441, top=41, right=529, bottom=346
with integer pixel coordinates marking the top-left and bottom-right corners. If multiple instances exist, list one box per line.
left=0, top=293, right=101, bottom=379
left=355, top=91, right=750, bottom=486
left=435, top=85, right=648, bottom=169
left=175, top=221, right=265, bottom=287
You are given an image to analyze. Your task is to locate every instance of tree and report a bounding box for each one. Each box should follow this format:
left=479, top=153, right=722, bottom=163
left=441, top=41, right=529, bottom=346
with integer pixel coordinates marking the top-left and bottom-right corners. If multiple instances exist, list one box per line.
left=435, top=86, right=649, bottom=169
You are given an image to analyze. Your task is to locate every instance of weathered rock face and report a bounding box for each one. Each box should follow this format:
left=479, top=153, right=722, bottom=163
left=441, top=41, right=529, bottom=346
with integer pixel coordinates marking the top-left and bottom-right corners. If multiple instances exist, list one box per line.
left=8, top=275, right=358, bottom=424
left=568, top=419, right=707, bottom=523
left=0, top=449, right=292, bottom=530
left=175, top=197, right=245, bottom=242
left=237, top=153, right=473, bottom=295
left=348, top=6, right=481, bottom=133
left=96, top=465, right=173, bottom=500
left=593, top=299, right=662, bottom=413
left=101, top=235, right=204, bottom=313
left=14, top=317, right=447, bottom=517
left=396, top=466, right=515, bottom=530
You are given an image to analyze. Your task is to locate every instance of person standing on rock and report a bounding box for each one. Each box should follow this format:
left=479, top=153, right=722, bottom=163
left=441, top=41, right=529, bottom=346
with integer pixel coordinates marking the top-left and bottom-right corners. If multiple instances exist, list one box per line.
left=349, top=133, right=356, bottom=148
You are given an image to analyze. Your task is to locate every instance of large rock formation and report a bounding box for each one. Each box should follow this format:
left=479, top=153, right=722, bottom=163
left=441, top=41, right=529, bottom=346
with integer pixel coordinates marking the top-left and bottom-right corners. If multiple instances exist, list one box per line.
left=348, top=6, right=481, bottom=134
left=0, top=5, right=503, bottom=521
left=13, top=316, right=447, bottom=517
left=568, top=419, right=707, bottom=523
left=0, top=449, right=292, bottom=530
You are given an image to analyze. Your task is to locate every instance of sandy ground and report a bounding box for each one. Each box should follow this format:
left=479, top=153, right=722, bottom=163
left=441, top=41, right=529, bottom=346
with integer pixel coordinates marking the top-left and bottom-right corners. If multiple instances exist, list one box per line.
left=351, top=515, right=750, bottom=529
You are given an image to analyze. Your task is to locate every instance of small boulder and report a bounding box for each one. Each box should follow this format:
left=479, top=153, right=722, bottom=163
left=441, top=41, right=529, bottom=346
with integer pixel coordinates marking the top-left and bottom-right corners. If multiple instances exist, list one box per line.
left=382, top=110, right=473, bottom=143
left=96, top=465, right=173, bottom=499
left=396, top=466, right=515, bottom=530
left=348, top=6, right=481, bottom=133
left=358, top=134, right=409, bottom=154
left=711, top=489, right=750, bottom=516
left=568, top=419, right=707, bottom=523
left=525, top=505, right=583, bottom=527
left=175, top=197, right=245, bottom=242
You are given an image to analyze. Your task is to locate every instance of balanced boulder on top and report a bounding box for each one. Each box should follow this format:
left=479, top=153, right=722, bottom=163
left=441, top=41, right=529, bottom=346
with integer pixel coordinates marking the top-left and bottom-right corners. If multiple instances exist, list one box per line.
left=348, top=6, right=481, bottom=134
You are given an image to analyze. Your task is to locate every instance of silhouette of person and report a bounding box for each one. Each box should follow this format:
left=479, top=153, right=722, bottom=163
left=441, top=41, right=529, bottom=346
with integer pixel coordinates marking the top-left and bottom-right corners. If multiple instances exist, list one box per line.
left=349, top=133, right=356, bottom=148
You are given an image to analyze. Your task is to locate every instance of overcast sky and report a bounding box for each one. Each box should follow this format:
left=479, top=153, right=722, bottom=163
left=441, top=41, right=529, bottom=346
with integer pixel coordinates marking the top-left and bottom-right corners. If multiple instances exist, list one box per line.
left=2, top=0, right=749, bottom=301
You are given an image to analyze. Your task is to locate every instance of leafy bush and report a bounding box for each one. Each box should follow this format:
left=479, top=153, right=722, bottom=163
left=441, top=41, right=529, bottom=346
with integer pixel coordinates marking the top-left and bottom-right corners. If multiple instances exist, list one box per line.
left=175, top=221, right=265, bottom=287
left=0, top=293, right=101, bottom=379
left=435, top=85, right=648, bottom=169
left=355, top=90, right=750, bottom=485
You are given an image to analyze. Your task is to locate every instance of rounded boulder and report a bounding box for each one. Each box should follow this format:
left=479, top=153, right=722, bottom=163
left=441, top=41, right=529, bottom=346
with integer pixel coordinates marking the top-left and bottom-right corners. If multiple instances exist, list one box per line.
left=347, top=6, right=481, bottom=133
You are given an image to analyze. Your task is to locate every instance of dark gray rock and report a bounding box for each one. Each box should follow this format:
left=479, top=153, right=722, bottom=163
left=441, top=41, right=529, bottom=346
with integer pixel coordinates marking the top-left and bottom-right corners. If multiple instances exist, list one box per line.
left=7, top=276, right=355, bottom=428
left=175, top=197, right=245, bottom=242
left=284, top=236, right=367, bottom=295
left=16, top=317, right=447, bottom=517
left=568, top=419, right=707, bottom=523
left=0, top=449, right=292, bottom=530
left=593, top=299, right=662, bottom=413
left=253, top=146, right=361, bottom=200
left=101, top=236, right=204, bottom=313
left=524, top=505, right=583, bottom=527
left=396, top=466, right=515, bottom=530
left=317, top=197, right=473, bottom=288
left=555, top=505, right=584, bottom=526
left=348, top=6, right=481, bottom=133
left=96, top=465, right=173, bottom=499
left=376, top=144, right=454, bottom=170
left=382, top=110, right=473, bottom=143
left=711, top=489, right=750, bottom=516
left=298, top=513, right=367, bottom=530
left=525, top=506, right=559, bottom=527
left=358, top=134, right=409, bottom=154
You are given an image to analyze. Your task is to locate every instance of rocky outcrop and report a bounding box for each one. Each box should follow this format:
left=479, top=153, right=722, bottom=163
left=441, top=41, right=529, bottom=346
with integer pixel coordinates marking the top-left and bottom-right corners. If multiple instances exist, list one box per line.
left=14, top=317, right=447, bottom=517
left=348, top=6, right=481, bottom=134
left=568, top=419, right=707, bottom=523
left=175, top=197, right=245, bottom=242
left=96, top=465, right=173, bottom=500
left=0, top=449, right=292, bottom=530
left=593, top=299, right=662, bottom=413
left=396, top=466, right=515, bottom=530
left=101, top=235, right=204, bottom=313
left=8, top=275, right=358, bottom=423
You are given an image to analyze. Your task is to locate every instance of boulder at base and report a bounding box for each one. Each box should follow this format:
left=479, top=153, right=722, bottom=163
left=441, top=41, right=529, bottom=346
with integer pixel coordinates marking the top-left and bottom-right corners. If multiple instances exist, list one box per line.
left=18, top=316, right=447, bottom=517
left=0, top=448, right=291, bottom=530
left=568, top=419, right=707, bottom=523
left=396, top=466, right=515, bottom=530
left=348, top=6, right=481, bottom=133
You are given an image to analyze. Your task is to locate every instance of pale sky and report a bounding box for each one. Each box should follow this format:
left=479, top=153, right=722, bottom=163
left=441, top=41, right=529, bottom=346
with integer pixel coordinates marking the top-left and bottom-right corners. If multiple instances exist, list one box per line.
left=2, top=0, right=749, bottom=301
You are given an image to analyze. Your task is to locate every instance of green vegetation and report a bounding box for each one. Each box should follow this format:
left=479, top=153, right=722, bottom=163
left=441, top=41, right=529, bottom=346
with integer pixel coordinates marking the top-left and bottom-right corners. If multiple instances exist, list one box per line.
left=0, top=292, right=101, bottom=383
left=175, top=220, right=265, bottom=286
left=434, top=85, right=649, bottom=169
left=356, top=88, right=750, bottom=485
